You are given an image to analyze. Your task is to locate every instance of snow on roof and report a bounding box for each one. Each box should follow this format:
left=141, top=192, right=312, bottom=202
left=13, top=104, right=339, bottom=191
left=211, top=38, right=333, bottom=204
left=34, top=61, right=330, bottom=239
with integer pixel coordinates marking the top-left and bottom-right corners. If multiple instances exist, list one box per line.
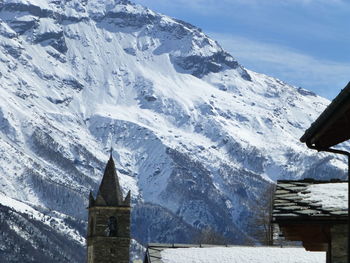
left=273, top=180, right=348, bottom=220
left=299, top=183, right=348, bottom=210
left=159, top=246, right=325, bottom=263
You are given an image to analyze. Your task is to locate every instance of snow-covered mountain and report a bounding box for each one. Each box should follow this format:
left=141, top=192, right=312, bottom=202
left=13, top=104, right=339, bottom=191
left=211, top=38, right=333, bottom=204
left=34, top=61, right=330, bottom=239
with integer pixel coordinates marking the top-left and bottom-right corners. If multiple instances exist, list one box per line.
left=0, top=0, right=346, bottom=261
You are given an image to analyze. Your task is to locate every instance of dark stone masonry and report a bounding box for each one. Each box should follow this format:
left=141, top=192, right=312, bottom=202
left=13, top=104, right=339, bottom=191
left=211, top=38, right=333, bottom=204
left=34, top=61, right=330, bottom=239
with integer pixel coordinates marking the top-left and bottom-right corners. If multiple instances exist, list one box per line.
left=87, top=155, right=131, bottom=263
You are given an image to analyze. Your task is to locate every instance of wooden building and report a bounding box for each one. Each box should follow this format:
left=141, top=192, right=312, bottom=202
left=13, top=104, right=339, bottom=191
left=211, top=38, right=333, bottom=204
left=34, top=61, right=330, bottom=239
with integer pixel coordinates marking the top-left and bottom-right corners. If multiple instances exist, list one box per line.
left=274, top=82, right=350, bottom=263
left=273, top=179, right=347, bottom=263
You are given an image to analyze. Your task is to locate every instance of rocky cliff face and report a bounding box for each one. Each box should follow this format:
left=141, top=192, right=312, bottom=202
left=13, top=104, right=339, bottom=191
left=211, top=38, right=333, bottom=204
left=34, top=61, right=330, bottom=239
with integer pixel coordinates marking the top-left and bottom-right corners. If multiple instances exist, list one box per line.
left=0, top=0, right=346, bottom=261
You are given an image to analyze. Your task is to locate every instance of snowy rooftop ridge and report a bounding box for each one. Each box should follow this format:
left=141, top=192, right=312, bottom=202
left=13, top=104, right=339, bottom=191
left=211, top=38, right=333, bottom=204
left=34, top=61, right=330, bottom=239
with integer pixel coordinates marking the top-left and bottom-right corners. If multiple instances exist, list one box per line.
left=299, top=183, right=348, bottom=210
left=151, top=246, right=326, bottom=263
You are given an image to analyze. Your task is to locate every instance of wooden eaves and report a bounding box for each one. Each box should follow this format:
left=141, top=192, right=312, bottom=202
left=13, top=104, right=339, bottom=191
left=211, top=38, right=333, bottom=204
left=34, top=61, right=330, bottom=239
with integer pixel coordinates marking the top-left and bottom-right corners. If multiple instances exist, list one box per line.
left=300, top=81, right=350, bottom=149
left=299, top=81, right=350, bottom=262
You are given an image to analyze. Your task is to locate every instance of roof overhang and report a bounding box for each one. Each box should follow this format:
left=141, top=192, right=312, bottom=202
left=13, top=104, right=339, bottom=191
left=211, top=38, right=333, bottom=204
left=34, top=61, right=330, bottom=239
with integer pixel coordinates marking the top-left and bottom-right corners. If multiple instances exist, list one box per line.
left=300, top=82, right=350, bottom=149
left=277, top=223, right=330, bottom=251
left=273, top=216, right=348, bottom=225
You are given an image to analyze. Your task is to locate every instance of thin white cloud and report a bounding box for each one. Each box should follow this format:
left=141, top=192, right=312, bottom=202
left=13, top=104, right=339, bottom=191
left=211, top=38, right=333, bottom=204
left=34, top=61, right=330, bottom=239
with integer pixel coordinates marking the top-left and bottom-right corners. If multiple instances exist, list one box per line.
left=210, top=33, right=350, bottom=99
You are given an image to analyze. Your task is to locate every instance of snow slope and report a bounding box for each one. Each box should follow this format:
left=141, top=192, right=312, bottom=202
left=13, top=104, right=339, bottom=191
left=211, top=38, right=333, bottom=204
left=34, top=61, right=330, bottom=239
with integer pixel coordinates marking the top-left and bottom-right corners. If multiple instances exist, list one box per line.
left=0, top=0, right=346, bottom=261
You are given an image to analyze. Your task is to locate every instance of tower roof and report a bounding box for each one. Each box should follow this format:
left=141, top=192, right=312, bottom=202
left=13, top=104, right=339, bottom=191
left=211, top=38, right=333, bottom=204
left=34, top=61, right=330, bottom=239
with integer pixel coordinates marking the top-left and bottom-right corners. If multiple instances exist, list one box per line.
left=95, top=154, right=124, bottom=206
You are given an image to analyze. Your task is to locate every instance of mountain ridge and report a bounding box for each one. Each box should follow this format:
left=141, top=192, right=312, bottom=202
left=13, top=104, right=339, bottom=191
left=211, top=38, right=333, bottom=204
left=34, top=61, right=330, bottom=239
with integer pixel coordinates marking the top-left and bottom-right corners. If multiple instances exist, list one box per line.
left=0, top=0, right=346, bottom=262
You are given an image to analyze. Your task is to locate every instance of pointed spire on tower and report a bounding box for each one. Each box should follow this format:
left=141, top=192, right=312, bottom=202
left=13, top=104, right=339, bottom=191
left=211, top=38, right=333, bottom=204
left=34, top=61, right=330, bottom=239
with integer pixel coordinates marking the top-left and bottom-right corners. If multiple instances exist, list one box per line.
left=123, top=190, right=131, bottom=206
left=95, top=153, right=124, bottom=206
left=88, top=191, right=95, bottom=208
left=110, top=146, right=113, bottom=158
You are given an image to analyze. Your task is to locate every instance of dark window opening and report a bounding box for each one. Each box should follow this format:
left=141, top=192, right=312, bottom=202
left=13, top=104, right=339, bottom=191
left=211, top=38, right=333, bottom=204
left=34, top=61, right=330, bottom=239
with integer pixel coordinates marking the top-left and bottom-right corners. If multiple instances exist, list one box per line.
left=107, top=216, right=118, bottom=237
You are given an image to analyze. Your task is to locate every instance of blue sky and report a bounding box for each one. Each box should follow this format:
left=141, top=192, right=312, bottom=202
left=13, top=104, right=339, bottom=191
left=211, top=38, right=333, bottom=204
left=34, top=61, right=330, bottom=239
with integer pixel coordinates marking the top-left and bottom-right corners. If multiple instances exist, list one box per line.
left=132, top=0, right=350, bottom=99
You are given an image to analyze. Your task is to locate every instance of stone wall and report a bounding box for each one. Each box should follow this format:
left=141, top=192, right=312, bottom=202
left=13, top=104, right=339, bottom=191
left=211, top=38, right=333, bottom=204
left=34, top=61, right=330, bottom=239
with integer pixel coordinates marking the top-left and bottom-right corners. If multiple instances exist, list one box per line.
left=87, top=206, right=131, bottom=263
left=88, top=237, right=130, bottom=263
left=331, top=224, right=348, bottom=263
left=88, top=207, right=130, bottom=238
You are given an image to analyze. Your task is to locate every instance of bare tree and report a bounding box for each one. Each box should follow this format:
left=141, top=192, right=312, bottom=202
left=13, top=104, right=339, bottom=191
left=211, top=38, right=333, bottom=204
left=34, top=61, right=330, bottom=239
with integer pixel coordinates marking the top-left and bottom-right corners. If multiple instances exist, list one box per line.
left=247, top=184, right=275, bottom=245
left=193, top=226, right=228, bottom=245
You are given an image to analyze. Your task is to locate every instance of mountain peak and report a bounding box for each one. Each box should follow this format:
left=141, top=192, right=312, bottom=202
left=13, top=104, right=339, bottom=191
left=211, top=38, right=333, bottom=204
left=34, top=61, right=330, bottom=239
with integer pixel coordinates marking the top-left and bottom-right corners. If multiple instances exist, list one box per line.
left=0, top=1, right=338, bottom=261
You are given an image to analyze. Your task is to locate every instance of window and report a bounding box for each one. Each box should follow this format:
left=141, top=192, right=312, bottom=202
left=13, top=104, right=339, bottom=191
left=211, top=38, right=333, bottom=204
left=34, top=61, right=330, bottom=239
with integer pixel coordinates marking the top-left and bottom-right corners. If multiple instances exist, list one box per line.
left=107, top=216, right=118, bottom=237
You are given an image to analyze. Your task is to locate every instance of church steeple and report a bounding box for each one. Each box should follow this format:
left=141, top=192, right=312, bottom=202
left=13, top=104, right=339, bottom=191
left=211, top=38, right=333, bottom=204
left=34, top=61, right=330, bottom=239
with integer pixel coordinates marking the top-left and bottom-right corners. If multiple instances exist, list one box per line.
left=95, top=154, right=123, bottom=206
left=87, top=153, right=131, bottom=263
left=90, top=153, right=131, bottom=207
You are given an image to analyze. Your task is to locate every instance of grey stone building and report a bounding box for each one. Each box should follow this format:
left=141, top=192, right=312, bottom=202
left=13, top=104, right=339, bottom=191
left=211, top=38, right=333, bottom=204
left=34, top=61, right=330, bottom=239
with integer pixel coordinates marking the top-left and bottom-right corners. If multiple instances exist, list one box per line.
left=272, top=179, right=347, bottom=263
left=87, top=154, right=131, bottom=263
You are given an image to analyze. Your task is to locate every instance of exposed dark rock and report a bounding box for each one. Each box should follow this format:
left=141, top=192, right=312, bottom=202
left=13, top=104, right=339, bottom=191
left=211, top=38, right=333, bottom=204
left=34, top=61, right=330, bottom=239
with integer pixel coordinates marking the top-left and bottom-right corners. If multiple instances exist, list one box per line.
left=47, top=96, right=72, bottom=105
left=123, top=47, right=136, bottom=56
left=297, top=87, right=317, bottom=97
left=0, top=3, right=54, bottom=18
left=102, top=8, right=158, bottom=28
left=144, top=95, right=157, bottom=102
left=172, top=51, right=251, bottom=80
left=34, top=31, right=68, bottom=53
left=62, top=78, right=84, bottom=91
left=9, top=19, right=37, bottom=35
left=2, top=44, right=22, bottom=58
left=46, top=49, right=67, bottom=63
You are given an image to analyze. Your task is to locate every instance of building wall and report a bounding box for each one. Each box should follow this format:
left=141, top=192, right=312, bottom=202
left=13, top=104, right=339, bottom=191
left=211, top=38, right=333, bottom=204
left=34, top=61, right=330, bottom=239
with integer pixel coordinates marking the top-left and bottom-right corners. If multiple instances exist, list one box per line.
left=331, top=224, right=348, bottom=263
left=87, top=206, right=130, bottom=263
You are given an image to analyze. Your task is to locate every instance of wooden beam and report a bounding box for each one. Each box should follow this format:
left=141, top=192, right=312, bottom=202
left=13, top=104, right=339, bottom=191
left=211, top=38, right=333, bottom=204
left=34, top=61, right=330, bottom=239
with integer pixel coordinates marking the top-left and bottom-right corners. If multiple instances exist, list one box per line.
left=280, top=224, right=330, bottom=252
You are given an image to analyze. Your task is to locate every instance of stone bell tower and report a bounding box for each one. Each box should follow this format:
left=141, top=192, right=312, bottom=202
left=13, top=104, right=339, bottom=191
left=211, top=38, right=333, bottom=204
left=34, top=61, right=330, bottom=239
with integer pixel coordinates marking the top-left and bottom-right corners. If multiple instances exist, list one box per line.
left=87, top=154, right=131, bottom=263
